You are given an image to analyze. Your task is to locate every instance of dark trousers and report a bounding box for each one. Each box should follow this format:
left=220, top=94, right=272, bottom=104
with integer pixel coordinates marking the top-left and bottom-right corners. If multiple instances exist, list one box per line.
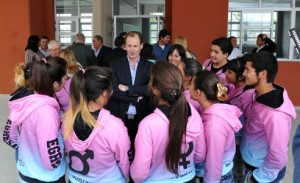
left=124, top=116, right=140, bottom=155
left=19, top=172, right=65, bottom=183
left=245, top=163, right=286, bottom=183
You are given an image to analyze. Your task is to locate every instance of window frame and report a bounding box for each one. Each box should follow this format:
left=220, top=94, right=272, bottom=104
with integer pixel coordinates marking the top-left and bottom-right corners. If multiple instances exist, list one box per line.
left=229, top=0, right=300, bottom=61
left=54, top=0, right=93, bottom=47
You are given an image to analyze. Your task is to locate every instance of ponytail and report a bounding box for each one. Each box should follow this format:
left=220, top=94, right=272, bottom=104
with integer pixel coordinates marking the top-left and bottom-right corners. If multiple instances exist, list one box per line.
left=216, top=83, right=228, bottom=101
left=63, top=69, right=97, bottom=138
left=166, top=92, right=188, bottom=175
left=14, top=63, right=26, bottom=88
left=150, top=61, right=189, bottom=175
left=14, top=62, right=33, bottom=88
left=64, top=66, right=113, bottom=139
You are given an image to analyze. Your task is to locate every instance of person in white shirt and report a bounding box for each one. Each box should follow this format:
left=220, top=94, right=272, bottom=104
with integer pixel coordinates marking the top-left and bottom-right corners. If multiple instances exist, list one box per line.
left=227, top=36, right=242, bottom=61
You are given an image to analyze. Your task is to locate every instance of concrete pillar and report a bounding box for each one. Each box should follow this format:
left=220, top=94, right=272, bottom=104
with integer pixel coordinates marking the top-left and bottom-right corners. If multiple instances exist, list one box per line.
left=93, top=0, right=113, bottom=47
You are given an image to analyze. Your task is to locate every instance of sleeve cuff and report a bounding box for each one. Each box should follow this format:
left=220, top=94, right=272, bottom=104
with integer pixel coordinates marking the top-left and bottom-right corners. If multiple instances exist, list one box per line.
left=251, top=175, right=259, bottom=183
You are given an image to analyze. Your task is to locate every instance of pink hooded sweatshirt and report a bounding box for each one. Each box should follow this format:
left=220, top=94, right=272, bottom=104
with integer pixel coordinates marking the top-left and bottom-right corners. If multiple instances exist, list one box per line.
left=203, top=59, right=235, bottom=94
left=201, top=103, right=242, bottom=183
left=227, top=85, right=255, bottom=136
left=8, top=94, right=66, bottom=182
left=130, top=103, right=206, bottom=183
left=227, top=85, right=254, bottom=119
left=184, top=90, right=203, bottom=115
left=55, top=77, right=71, bottom=113
left=63, top=108, right=131, bottom=183
left=241, top=84, right=297, bottom=182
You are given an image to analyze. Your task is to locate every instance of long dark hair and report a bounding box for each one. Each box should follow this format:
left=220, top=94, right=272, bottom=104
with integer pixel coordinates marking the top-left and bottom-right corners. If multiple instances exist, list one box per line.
left=25, top=35, right=40, bottom=53
left=227, top=57, right=245, bottom=82
left=193, top=70, right=228, bottom=102
left=182, top=58, right=202, bottom=77
left=31, top=57, right=67, bottom=96
left=150, top=61, right=189, bottom=175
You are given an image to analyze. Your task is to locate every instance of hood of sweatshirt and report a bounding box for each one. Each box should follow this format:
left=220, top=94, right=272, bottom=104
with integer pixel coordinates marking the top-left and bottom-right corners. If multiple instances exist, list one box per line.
left=185, top=102, right=204, bottom=142
left=67, top=109, right=113, bottom=151
left=9, top=87, right=33, bottom=102
left=9, top=93, right=59, bottom=126
left=156, top=102, right=203, bottom=142
left=255, top=84, right=296, bottom=120
left=203, top=103, right=243, bottom=132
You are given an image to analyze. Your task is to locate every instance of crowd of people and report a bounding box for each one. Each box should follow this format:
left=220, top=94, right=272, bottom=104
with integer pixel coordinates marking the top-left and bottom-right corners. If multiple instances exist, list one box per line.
left=2, top=29, right=298, bottom=183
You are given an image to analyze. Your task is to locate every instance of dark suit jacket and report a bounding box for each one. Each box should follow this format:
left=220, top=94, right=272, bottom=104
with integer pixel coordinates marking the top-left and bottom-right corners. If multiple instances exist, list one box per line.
left=96, top=45, right=112, bottom=67
left=67, top=43, right=97, bottom=68
left=252, top=38, right=277, bottom=53
left=103, top=48, right=127, bottom=67
left=108, top=56, right=153, bottom=122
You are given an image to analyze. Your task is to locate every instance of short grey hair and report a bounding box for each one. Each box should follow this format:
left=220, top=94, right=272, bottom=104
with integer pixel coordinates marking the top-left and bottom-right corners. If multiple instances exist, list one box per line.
left=48, top=40, right=61, bottom=50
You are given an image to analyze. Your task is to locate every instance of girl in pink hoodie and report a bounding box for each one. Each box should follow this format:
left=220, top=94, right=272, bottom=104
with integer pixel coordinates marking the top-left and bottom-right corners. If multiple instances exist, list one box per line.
left=7, top=57, right=68, bottom=182
left=131, top=61, right=206, bottom=183
left=189, top=70, right=242, bottom=183
left=3, top=62, right=34, bottom=150
left=225, top=57, right=255, bottom=182
left=179, top=58, right=203, bottom=115
left=63, top=66, right=130, bottom=183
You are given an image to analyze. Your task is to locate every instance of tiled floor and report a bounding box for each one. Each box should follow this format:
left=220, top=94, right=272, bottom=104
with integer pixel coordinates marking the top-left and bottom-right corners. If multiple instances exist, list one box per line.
left=0, top=94, right=299, bottom=182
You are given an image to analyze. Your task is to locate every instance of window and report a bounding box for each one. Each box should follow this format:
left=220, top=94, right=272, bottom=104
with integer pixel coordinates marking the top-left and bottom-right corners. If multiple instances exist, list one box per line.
left=229, top=0, right=300, bottom=60
left=261, top=0, right=292, bottom=8
left=228, top=12, right=241, bottom=45
left=113, top=0, right=165, bottom=44
left=55, top=0, right=93, bottom=47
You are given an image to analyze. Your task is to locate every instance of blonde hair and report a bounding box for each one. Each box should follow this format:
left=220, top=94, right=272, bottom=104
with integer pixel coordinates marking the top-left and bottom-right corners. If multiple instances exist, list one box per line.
left=14, top=62, right=33, bottom=88
left=60, top=49, right=80, bottom=75
left=216, top=83, right=228, bottom=102
left=63, top=67, right=112, bottom=139
left=63, top=92, right=97, bottom=139
left=174, top=36, right=188, bottom=51
left=14, top=63, right=26, bottom=88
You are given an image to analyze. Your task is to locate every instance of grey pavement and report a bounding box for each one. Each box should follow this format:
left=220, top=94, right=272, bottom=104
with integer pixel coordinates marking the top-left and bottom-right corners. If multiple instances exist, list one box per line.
left=0, top=94, right=299, bottom=182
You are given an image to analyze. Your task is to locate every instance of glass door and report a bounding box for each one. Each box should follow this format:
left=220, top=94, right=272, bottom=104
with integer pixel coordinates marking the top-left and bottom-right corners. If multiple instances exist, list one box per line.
left=113, top=15, right=164, bottom=46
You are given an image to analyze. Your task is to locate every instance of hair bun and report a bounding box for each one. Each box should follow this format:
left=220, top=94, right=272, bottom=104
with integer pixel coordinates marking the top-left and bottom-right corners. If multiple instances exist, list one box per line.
left=216, top=83, right=228, bottom=102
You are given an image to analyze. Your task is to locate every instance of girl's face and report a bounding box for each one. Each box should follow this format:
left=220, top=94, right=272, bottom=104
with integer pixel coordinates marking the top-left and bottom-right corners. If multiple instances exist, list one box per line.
left=54, top=75, right=68, bottom=92
left=225, top=69, right=237, bottom=84
left=168, top=49, right=182, bottom=66
left=189, top=77, right=198, bottom=101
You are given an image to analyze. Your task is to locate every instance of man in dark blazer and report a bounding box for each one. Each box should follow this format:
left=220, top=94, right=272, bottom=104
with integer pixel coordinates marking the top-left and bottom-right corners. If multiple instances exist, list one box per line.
left=68, top=33, right=97, bottom=68
left=108, top=31, right=153, bottom=152
left=252, top=33, right=277, bottom=54
left=92, top=35, right=113, bottom=67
